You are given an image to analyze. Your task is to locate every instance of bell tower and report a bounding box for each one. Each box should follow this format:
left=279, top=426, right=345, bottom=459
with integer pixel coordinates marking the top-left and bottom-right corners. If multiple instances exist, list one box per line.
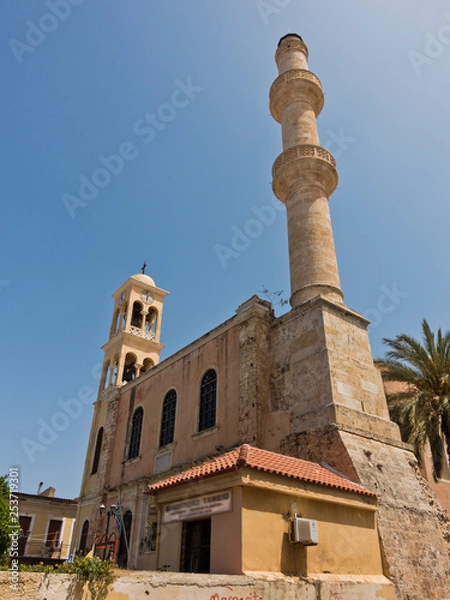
left=74, top=272, right=168, bottom=552
left=99, top=272, right=169, bottom=392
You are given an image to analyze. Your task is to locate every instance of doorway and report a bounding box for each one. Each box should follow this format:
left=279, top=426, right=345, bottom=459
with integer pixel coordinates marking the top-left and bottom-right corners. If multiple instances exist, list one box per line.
left=180, top=519, right=211, bottom=573
left=117, top=510, right=132, bottom=568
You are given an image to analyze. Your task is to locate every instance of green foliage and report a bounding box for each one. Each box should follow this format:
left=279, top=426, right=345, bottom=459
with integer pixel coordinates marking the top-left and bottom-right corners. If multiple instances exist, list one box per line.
left=18, top=557, right=114, bottom=600
left=19, top=562, right=54, bottom=573
left=59, top=556, right=114, bottom=600
left=377, top=319, right=450, bottom=480
left=0, top=475, right=11, bottom=565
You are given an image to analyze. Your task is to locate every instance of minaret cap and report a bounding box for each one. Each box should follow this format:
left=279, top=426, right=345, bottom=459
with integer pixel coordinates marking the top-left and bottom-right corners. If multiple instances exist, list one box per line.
left=277, top=33, right=304, bottom=47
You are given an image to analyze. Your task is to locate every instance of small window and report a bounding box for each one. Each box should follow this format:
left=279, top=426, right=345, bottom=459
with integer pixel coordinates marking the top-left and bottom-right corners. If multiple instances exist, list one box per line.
left=128, top=407, right=143, bottom=460
left=159, top=389, right=177, bottom=447
left=198, top=369, right=217, bottom=432
left=91, top=427, right=103, bottom=475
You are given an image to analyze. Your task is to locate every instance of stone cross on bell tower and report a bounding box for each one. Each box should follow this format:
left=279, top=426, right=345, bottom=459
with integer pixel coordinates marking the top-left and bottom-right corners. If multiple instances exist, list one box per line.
left=270, top=34, right=343, bottom=308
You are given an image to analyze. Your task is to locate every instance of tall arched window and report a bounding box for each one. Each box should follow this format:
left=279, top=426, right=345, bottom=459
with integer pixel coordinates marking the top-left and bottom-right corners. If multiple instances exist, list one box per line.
left=198, top=369, right=217, bottom=432
left=79, top=520, right=89, bottom=555
left=159, top=390, right=177, bottom=447
left=128, top=407, right=143, bottom=460
left=91, top=427, right=103, bottom=475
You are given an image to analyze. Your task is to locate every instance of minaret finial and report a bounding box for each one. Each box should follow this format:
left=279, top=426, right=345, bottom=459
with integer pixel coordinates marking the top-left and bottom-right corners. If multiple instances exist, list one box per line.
left=141, top=261, right=147, bottom=275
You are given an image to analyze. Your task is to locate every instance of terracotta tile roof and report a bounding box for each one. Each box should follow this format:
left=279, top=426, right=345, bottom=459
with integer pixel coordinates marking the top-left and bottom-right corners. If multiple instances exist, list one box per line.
left=148, top=444, right=376, bottom=497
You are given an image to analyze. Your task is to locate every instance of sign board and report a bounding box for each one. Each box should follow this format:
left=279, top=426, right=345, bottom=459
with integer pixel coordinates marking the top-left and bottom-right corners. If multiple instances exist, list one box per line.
left=162, top=490, right=232, bottom=523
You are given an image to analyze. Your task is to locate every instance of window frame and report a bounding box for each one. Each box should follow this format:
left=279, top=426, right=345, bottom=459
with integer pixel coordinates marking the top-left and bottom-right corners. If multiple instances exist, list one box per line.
left=91, top=427, right=104, bottom=475
left=159, top=389, right=177, bottom=447
left=198, top=369, right=217, bottom=432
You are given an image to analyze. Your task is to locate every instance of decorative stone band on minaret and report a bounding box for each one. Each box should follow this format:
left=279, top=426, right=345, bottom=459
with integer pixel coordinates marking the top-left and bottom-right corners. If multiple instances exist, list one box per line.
left=270, top=34, right=344, bottom=308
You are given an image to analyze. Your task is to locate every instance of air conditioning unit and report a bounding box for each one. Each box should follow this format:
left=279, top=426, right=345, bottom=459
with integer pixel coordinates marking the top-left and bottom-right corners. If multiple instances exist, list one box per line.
left=289, top=517, right=318, bottom=546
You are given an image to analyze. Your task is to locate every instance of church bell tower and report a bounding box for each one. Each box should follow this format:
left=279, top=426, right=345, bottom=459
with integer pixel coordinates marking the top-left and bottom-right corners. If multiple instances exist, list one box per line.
left=99, top=272, right=169, bottom=392
left=74, top=271, right=168, bottom=552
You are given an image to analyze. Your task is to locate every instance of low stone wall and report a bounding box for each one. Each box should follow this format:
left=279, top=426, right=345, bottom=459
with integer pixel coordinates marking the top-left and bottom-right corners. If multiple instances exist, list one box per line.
left=0, top=570, right=397, bottom=600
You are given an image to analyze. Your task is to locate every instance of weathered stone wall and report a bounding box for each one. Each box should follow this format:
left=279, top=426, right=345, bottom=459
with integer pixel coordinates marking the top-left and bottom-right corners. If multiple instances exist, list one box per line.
left=282, top=427, right=450, bottom=600
left=236, top=296, right=273, bottom=447
left=0, top=571, right=397, bottom=600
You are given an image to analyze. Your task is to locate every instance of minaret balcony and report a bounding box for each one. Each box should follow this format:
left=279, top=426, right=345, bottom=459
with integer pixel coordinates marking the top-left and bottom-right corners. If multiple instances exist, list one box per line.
left=272, top=144, right=338, bottom=201
left=270, top=69, right=324, bottom=122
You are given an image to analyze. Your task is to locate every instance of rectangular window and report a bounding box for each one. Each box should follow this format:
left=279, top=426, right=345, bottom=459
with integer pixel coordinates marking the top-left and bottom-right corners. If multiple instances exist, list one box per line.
left=46, top=519, right=63, bottom=548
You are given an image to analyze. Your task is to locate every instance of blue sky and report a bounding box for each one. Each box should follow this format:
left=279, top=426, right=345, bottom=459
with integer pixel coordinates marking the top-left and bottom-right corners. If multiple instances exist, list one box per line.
left=1, top=1, right=449, bottom=499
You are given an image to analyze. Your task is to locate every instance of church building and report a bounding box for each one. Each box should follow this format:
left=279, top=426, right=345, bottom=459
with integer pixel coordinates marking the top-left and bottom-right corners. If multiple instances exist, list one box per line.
left=73, top=35, right=450, bottom=600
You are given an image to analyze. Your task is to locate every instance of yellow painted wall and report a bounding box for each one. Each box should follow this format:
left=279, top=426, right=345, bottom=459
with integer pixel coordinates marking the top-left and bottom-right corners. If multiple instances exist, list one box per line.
left=241, top=483, right=384, bottom=576
left=19, top=495, right=76, bottom=560
left=210, top=487, right=242, bottom=574
left=158, top=521, right=182, bottom=571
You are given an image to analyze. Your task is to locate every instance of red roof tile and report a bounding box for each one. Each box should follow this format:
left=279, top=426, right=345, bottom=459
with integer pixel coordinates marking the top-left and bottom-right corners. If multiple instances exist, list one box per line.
left=148, top=444, right=376, bottom=497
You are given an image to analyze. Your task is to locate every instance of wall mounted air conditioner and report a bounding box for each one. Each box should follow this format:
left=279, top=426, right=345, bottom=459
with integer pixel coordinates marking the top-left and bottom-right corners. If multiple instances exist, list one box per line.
left=289, top=517, right=319, bottom=545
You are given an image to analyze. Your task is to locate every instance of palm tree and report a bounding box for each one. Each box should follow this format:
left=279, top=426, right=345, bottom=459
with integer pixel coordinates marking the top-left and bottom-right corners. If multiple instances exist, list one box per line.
left=377, top=319, right=450, bottom=481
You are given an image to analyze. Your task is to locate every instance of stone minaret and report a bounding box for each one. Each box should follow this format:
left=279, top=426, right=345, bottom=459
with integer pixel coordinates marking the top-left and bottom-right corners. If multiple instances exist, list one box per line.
left=270, top=34, right=343, bottom=308
left=269, top=34, right=450, bottom=599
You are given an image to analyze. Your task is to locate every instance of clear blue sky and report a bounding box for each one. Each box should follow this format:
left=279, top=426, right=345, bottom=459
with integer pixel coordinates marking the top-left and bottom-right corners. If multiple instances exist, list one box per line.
left=1, top=1, right=449, bottom=499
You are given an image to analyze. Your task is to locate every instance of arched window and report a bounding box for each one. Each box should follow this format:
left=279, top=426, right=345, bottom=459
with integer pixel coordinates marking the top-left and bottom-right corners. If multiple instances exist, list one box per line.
left=79, top=520, right=89, bottom=555
left=198, top=369, right=217, bottom=432
left=128, top=407, right=143, bottom=460
left=91, top=427, right=103, bottom=475
left=159, top=390, right=177, bottom=447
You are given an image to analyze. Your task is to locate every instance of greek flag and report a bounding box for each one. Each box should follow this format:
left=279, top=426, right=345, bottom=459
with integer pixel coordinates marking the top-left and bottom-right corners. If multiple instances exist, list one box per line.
left=115, top=503, right=121, bottom=536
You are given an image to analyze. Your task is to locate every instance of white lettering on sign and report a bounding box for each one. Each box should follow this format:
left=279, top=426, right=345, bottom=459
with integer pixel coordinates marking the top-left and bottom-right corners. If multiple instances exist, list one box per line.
left=163, top=490, right=232, bottom=523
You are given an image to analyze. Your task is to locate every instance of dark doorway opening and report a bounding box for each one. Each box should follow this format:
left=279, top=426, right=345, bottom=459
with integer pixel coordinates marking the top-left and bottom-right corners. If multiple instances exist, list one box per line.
left=180, top=519, right=211, bottom=573
left=18, top=516, right=32, bottom=556
left=117, top=510, right=132, bottom=568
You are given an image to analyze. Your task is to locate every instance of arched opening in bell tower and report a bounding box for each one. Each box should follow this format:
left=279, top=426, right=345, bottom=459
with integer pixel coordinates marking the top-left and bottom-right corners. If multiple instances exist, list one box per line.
left=141, top=358, right=154, bottom=373
left=111, top=309, right=120, bottom=337
left=101, top=360, right=110, bottom=390
left=122, top=353, right=137, bottom=383
left=131, top=301, right=143, bottom=328
left=121, top=303, right=128, bottom=330
left=144, top=308, right=158, bottom=339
